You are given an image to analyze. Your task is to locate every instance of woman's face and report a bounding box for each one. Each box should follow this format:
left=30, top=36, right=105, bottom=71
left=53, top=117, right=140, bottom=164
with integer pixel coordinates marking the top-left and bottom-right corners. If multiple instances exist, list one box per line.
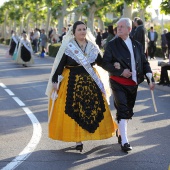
left=74, top=24, right=87, bottom=41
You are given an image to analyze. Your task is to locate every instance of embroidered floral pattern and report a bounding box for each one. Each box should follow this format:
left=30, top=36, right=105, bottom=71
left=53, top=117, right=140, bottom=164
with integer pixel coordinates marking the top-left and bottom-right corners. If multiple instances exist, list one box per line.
left=65, top=67, right=105, bottom=133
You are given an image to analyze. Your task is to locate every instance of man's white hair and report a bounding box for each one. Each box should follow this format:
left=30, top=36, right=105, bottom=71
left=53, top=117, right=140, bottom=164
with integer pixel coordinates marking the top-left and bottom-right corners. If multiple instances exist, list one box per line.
left=117, top=18, right=132, bottom=28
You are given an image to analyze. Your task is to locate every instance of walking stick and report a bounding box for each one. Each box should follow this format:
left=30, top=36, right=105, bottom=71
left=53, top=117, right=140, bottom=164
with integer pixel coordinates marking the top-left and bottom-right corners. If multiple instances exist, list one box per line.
left=146, top=73, right=157, bottom=112
left=48, top=75, right=63, bottom=123
left=48, top=90, right=58, bottom=123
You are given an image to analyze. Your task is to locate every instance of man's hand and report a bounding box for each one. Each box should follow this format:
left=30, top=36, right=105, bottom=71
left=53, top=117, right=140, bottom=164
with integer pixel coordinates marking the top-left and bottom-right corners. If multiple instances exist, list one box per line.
left=149, top=82, right=155, bottom=90
left=121, top=69, right=132, bottom=78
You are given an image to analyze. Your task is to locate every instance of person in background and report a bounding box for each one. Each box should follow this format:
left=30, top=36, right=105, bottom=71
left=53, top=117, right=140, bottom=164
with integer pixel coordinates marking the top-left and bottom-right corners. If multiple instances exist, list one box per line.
left=33, top=28, right=40, bottom=53
left=16, top=33, right=34, bottom=67
left=133, top=18, right=146, bottom=54
left=40, top=29, right=48, bottom=57
left=58, top=27, right=66, bottom=43
left=148, top=26, right=158, bottom=59
left=8, top=31, right=19, bottom=56
left=130, top=17, right=140, bottom=38
left=67, top=24, right=72, bottom=32
left=104, top=25, right=114, bottom=49
left=48, top=28, right=53, bottom=42
left=157, top=63, right=170, bottom=86
left=161, top=29, right=168, bottom=60
left=50, top=28, right=59, bottom=44
left=95, top=29, right=102, bottom=48
left=46, top=21, right=118, bottom=152
left=166, top=31, right=170, bottom=59
left=102, top=28, right=108, bottom=40
left=102, top=18, right=155, bottom=152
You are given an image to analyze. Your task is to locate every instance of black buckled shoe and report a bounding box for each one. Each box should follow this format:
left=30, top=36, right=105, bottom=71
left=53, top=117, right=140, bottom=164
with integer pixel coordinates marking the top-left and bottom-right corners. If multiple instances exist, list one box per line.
left=121, top=143, right=132, bottom=152
left=75, top=144, right=83, bottom=152
left=116, top=129, right=121, bottom=144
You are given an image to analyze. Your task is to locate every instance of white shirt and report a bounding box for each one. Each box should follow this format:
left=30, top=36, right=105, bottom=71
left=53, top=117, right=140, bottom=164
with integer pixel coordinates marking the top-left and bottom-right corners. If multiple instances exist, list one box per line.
left=124, top=37, right=137, bottom=83
left=150, top=32, right=155, bottom=41
left=33, top=31, right=40, bottom=39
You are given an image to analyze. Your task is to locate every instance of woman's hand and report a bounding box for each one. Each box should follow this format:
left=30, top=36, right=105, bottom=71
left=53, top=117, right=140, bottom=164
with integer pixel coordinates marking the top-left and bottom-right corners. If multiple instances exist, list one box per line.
left=52, top=83, right=58, bottom=90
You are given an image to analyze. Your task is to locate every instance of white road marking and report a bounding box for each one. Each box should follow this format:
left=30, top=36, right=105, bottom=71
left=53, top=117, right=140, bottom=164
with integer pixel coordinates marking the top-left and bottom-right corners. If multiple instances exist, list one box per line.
left=12, top=97, right=25, bottom=106
left=5, top=89, right=15, bottom=96
left=2, top=107, right=42, bottom=170
left=0, top=83, right=42, bottom=170
left=0, top=83, right=6, bottom=88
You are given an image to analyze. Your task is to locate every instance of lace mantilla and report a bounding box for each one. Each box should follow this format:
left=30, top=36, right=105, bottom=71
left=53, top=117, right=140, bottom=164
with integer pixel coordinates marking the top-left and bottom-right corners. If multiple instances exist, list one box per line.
left=65, top=39, right=99, bottom=64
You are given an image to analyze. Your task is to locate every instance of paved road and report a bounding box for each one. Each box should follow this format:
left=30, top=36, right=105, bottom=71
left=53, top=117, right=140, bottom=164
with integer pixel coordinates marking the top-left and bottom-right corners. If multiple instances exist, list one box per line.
left=0, top=44, right=170, bottom=170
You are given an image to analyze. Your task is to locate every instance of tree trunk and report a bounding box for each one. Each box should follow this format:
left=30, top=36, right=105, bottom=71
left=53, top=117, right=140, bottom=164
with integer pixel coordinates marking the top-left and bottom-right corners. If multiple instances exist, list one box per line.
left=57, top=0, right=67, bottom=34
left=122, top=2, right=133, bottom=19
left=87, top=4, right=97, bottom=35
left=4, top=12, right=8, bottom=39
left=26, top=13, right=32, bottom=33
left=74, top=12, right=81, bottom=22
left=97, top=18, right=104, bottom=31
left=46, top=8, right=51, bottom=38
left=139, top=8, right=145, bottom=25
left=20, top=18, right=24, bottom=35
left=57, top=16, right=64, bottom=35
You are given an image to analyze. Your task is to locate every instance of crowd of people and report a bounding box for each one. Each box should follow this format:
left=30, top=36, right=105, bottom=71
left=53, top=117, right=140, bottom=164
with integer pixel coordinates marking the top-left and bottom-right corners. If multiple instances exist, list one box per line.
left=7, top=26, right=69, bottom=66
left=94, top=17, right=170, bottom=61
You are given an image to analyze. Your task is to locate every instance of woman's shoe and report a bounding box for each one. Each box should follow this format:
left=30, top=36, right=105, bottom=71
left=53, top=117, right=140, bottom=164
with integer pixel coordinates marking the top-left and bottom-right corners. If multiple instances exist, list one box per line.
left=116, top=129, right=121, bottom=144
left=75, top=144, right=83, bottom=152
left=121, top=143, right=132, bottom=152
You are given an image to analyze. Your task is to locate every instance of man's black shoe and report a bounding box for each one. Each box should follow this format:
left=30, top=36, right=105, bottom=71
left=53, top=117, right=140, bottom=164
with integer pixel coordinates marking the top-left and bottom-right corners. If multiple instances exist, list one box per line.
left=157, top=82, right=164, bottom=85
left=121, top=143, right=132, bottom=152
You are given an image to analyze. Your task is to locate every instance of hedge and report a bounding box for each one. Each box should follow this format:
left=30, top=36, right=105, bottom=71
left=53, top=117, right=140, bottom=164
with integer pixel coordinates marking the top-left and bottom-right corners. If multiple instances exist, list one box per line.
left=155, top=46, right=166, bottom=58
left=48, top=43, right=61, bottom=57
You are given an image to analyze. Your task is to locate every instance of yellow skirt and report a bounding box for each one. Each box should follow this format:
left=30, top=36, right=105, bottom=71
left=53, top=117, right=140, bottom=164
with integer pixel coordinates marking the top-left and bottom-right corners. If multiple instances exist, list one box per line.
left=48, top=67, right=117, bottom=142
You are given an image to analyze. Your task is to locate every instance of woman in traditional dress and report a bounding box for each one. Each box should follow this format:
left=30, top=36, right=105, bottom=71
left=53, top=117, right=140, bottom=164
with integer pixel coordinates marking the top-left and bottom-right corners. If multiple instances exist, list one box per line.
left=46, top=21, right=118, bottom=152
left=16, top=33, right=34, bottom=67
left=9, top=32, right=19, bottom=56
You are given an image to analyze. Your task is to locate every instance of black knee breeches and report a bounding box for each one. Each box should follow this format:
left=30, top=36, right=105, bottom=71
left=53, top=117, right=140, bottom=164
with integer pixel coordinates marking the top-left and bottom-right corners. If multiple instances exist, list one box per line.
left=110, top=79, right=138, bottom=122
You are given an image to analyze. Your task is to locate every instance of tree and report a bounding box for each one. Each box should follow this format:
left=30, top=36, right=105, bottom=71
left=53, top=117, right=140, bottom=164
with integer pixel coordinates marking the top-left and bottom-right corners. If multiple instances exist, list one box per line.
left=160, top=0, right=170, bottom=15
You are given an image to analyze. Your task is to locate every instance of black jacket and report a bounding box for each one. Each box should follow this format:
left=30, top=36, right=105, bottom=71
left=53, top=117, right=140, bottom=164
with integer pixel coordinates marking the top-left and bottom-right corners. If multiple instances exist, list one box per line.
left=133, top=25, right=145, bottom=52
left=102, top=37, right=153, bottom=84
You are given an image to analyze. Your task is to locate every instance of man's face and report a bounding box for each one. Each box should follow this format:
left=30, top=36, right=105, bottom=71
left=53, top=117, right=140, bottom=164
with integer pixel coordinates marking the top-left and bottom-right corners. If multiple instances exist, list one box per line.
left=117, top=21, right=131, bottom=40
left=134, top=20, right=138, bottom=27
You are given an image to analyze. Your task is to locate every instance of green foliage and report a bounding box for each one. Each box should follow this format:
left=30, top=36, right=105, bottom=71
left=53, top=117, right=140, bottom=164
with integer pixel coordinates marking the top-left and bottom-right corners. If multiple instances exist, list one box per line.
left=132, top=11, right=151, bottom=22
left=5, top=39, right=10, bottom=45
left=104, top=18, right=114, bottom=27
left=0, top=38, right=5, bottom=43
left=163, top=23, right=170, bottom=32
left=115, top=1, right=124, bottom=16
left=160, top=0, right=170, bottom=15
left=48, top=43, right=61, bottom=57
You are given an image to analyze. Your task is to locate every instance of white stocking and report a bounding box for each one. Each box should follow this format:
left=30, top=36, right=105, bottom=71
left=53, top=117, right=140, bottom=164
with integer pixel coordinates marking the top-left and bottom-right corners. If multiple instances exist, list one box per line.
left=76, top=142, right=82, bottom=146
left=118, top=119, right=128, bottom=145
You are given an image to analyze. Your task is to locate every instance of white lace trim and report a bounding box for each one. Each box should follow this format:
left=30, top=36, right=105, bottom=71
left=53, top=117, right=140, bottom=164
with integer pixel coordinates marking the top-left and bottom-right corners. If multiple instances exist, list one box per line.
left=65, top=39, right=99, bottom=64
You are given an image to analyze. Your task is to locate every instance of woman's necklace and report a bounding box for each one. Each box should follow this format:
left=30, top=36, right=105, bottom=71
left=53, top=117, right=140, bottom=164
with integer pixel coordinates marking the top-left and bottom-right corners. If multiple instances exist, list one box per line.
left=75, top=39, right=88, bottom=56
